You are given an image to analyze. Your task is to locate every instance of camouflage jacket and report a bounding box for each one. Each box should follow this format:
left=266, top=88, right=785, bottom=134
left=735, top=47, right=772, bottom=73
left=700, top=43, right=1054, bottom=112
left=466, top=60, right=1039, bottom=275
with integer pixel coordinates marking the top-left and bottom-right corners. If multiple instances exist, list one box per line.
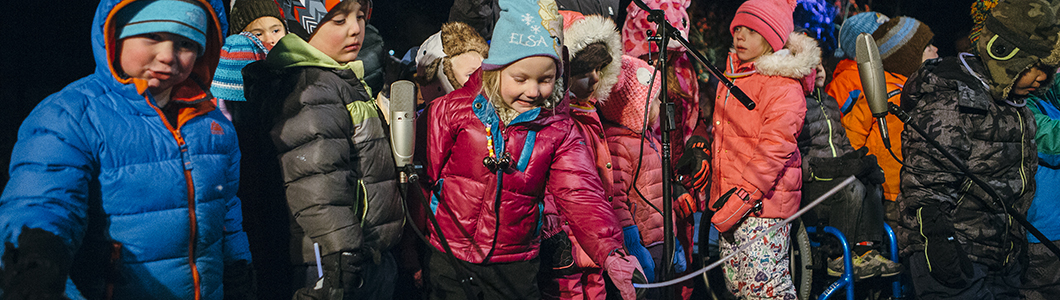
left=896, top=56, right=1037, bottom=268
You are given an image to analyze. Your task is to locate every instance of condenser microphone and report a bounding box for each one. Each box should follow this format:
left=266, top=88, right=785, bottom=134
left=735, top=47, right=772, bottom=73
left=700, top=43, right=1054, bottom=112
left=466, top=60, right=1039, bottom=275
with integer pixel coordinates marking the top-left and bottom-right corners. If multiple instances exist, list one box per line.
left=390, top=80, right=417, bottom=171
left=856, top=33, right=892, bottom=149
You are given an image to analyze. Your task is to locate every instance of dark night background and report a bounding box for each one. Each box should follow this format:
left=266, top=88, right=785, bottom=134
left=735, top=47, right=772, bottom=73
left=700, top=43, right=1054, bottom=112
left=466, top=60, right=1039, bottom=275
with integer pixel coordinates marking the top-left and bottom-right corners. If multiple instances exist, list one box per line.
left=0, top=0, right=973, bottom=298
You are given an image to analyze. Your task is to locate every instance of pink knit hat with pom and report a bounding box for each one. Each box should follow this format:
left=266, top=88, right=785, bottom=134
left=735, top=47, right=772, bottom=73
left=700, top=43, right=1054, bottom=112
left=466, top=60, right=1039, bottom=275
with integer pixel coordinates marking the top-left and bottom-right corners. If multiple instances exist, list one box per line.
left=599, top=55, right=663, bottom=133
left=730, top=0, right=797, bottom=52
left=622, top=0, right=690, bottom=58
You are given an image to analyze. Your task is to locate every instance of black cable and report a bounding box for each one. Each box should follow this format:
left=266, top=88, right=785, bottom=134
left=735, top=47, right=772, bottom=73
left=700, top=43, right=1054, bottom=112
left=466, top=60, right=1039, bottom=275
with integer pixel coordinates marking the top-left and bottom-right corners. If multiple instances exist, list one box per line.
left=399, top=170, right=479, bottom=299
left=630, top=65, right=665, bottom=216
left=889, top=103, right=1060, bottom=260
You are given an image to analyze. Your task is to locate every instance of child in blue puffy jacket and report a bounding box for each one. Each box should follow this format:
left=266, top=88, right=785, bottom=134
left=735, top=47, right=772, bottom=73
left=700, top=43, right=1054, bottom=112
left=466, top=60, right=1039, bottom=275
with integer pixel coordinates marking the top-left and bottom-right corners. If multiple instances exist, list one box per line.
left=0, top=0, right=253, bottom=299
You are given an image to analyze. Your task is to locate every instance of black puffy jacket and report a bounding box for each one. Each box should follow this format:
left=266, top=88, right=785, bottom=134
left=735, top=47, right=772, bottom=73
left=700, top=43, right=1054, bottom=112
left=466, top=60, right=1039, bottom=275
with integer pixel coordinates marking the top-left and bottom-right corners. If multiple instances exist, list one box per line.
left=897, top=56, right=1037, bottom=268
left=243, top=34, right=403, bottom=266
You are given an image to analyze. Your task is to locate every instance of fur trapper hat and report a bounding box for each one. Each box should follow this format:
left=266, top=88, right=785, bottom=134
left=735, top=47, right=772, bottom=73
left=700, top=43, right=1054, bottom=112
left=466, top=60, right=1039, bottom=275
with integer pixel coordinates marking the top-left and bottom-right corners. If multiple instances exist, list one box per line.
left=563, top=12, right=622, bottom=102
left=416, top=22, right=489, bottom=102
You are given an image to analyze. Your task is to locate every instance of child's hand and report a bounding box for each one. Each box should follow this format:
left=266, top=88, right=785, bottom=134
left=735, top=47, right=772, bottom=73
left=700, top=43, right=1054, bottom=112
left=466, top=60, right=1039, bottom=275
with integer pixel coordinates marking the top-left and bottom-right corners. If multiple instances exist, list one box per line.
left=675, top=136, right=710, bottom=193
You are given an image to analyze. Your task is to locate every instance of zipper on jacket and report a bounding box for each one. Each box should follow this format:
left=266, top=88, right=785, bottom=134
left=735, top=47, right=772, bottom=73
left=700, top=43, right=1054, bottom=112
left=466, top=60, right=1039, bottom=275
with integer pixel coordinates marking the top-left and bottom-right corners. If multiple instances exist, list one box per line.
left=954, top=179, right=973, bottom=208
left=146, top=95, right=201, bottom=300
left=1008, top=109, right=1029, bottom=264
left=815, top=89, right=839, bottom=157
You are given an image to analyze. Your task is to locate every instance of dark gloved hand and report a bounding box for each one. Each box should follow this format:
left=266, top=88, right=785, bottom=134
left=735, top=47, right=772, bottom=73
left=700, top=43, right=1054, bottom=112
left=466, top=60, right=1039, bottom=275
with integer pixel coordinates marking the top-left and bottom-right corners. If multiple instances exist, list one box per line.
left=672, top=183, right=698, bottom=221
left=857, top=153, right=886, bottom=185
left=622, top=226, right=655, bottom=283
left=675, top=136, right=710, bottom=193
left=808, top=147, right=870, bottom=180
left=919, top=205, right=973, bottom=288
left=1, top=227, right=71, bottom=300
left=292, top=251, right=365, bottom=300
left=223, top=259, right=257, bottom=300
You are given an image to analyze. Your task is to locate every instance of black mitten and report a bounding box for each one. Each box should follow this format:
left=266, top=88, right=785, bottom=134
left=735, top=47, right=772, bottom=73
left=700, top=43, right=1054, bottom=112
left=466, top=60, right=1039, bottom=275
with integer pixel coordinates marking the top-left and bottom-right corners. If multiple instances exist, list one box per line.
left=223, top=260, right=257, bottom=300
left=919, top=205, right=974, bottom=288
left=292, top=251, right=365, bottom=300
left=857, top=153, right=886, bottom=185
left=1, top=227, right=71, bottom=300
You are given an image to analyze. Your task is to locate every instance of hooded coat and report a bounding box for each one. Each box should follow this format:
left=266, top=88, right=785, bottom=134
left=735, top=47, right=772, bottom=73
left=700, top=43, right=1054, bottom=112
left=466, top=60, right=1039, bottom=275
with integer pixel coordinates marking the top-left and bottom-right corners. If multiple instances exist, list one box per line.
left=241, top=33, right=403, bottom=265
left=1027, top=77, right=1060, bottom=243
left=710, top=32, right=818, bottom=219
left=840, top=71, right=908, bottom=202
left=426, top=69, right=624, bottom=265
left=0, top=0, right=247, bottom=299
left=540, top=12, right=624, bottom=270
left=897, top=55, right=1038, bottom=267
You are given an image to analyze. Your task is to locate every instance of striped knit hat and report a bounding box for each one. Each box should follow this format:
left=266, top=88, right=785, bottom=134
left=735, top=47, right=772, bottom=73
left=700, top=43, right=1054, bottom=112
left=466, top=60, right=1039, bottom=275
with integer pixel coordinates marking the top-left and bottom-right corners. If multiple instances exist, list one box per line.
left=211, top=32, right=269, bottom=102
left=872, top=16, right=933, bottom=76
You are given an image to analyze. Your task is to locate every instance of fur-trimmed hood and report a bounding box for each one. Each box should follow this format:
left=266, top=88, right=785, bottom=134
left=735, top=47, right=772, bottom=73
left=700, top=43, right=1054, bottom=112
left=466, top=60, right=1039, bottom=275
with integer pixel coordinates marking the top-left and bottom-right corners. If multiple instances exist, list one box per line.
left=753, top=32, right=821, bottom=80
left=563, top=14, right=622, bottom=103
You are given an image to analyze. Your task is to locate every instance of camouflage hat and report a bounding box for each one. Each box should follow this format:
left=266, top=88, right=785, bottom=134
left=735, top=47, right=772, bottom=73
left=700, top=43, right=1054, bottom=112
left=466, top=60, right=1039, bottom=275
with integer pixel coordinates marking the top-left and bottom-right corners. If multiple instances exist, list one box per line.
left=977, top=0, right=1060, bottom=99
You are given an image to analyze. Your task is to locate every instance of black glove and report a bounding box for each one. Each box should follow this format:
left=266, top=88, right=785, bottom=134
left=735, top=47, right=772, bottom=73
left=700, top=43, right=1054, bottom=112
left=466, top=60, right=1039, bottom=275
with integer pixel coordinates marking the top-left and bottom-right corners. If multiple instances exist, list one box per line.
left=223, top=260, right=257, bottom=300
left=1, top=227, right=71, bottom=300
left=292, top=251, right=366, bottom=300
left=809, top=147, right=869, bottom=180
left=675, top=136, right=710, bottom=193
left=919, top=205, right=973, bottom=288
left=857, top=153, right=886, bottom=185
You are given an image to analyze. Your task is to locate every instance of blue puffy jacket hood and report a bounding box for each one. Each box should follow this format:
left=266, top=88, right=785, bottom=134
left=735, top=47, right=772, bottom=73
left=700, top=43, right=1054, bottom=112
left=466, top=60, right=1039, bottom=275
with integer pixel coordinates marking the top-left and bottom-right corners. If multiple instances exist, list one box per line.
left=90, top=0, right=228, bottom=105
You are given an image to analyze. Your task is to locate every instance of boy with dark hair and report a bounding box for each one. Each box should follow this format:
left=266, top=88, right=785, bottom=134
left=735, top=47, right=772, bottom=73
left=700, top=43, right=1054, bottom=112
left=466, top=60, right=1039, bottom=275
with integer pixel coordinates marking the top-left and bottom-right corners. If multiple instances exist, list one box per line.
left=242, top=0, right=402, bottom=299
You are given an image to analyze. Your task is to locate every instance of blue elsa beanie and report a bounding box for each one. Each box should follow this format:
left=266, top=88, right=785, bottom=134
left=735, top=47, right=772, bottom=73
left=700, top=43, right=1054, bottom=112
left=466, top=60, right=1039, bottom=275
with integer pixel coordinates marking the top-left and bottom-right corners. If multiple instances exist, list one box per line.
left=116, top=0, right=209, bottom=54
left=481, top=0, right=564, bottom=74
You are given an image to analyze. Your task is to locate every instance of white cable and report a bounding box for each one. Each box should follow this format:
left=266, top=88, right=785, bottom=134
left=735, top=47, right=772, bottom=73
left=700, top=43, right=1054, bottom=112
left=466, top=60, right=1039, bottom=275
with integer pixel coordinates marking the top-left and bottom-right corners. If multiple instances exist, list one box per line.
left=633, top=175, right=858, bottom=289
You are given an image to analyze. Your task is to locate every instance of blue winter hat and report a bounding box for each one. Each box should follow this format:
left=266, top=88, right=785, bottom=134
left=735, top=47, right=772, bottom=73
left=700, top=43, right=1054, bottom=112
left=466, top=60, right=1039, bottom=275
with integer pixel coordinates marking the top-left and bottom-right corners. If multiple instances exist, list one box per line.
left=836, top=12, right=889, bottom=58
left=116, top=0, right=209, bottom=54
left=211, top=32, right=269, bottom=102
left=481, top=0, right=564, bottom=73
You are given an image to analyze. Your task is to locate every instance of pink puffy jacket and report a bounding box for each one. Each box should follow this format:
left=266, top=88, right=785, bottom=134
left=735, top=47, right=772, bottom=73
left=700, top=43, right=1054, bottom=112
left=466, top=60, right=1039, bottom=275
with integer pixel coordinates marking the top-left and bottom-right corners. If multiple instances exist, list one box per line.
left=710, top=33, right=817, bottom=219
left=427, top=70, right=624, bottom=265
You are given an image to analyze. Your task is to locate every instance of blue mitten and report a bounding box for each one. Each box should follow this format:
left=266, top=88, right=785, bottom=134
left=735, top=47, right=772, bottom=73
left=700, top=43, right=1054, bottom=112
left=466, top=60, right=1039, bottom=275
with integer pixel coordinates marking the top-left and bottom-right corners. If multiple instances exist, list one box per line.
left=623, top=225, right=656, bottom=282
left=673, top=241, right=687, bottom=273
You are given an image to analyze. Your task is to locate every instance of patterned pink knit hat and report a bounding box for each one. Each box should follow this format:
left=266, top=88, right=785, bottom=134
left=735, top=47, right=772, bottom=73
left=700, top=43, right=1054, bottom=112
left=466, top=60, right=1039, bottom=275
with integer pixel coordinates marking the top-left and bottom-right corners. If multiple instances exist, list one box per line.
left=599, top=55, right=663, bottom=133
left=730, top=0, right=798, bottom=52
left=622, top=0, right=691, bottom=58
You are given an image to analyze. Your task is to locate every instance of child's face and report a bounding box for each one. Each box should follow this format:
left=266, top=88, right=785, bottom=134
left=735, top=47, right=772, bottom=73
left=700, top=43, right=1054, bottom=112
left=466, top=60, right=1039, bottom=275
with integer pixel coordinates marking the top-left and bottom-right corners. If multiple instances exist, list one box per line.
left=245, top=16, right=286, bottom=48
left=732, top=26, right=770, bottom=63
left=308, top=4, right=366, bottom=64
left=1012, top=66, right=1048, bottom=96
left=119, top=32, right=199, bottom=95
left=570, top=68, right=600, bottom=101
left=449, top=51, right=484, bottom=86
left=500, top=56, right=557, bottom=113
left=922, top=44, right=938, bottom=62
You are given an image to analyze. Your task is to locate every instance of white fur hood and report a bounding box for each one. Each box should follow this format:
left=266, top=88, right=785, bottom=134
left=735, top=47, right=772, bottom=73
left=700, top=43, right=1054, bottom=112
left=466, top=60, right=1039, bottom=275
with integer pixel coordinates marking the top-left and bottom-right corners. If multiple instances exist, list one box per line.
left=563, top=15, right=622, bottom=103
left=753, top=32, right=821, bottom=80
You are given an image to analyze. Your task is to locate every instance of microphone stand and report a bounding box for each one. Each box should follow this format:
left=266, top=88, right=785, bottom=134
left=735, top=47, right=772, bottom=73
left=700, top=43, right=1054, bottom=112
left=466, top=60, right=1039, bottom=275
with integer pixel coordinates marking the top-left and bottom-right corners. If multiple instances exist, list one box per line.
left=888, top=103, right=1060, bottom=259
left=630, top=0, right=756, bottom=297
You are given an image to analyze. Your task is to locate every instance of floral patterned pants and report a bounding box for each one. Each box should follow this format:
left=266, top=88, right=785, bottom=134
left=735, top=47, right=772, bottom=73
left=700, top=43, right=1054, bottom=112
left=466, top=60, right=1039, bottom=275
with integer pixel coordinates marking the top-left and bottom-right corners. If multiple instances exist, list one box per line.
left=720, top=217, right=797, bottom=300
